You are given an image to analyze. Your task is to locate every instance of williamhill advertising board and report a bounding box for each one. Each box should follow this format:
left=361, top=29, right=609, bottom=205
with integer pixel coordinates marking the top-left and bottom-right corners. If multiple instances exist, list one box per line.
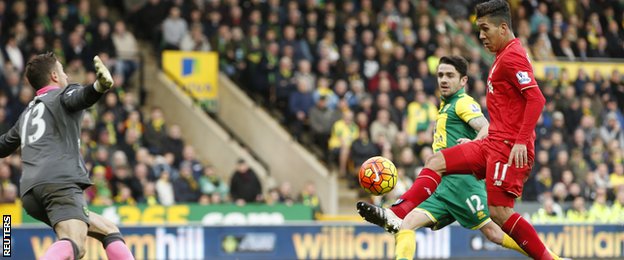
left=7, top=224, right=624, bottom=259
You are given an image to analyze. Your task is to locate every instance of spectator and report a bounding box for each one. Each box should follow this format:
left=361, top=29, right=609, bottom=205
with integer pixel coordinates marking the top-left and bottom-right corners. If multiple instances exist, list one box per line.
left=328, top=110, right=359, bottom=176
left=229, top=159, right=263, bottom=205
left=404, top=91, right=437, bottom=143
left=599, top=112, right=624, bottom=149
left=162, top=6, right=188, bottom=50
left=532, top=197, right=564, bottom=223
left=89, top=166, right=113, bottom=206
left=312, top=77, right=338, bottom=110
left=350, top=128, right=380, bottom=186
left=118, top=128, right=141, bottom=166
left=199, top=165, right=229, bottom=204
left=180, top=24, right=211, bottom=52
left=141, top=182, right=158, bottom=206
left=155, top=170, right=175, bottom=206
left=271, top=57, right=296, bottom=115
left=92, top=21, right=117, bottom=59
left=308, top=96, right=338, bottom=157
left=566, top=196, right=589, bottom=223
left=298, top=181, right=322, bottom=218
left=111, top=21, right=139, bottom=85
left=288, top=79, right=315, bottom=140
left=552, top=182, right=569, bottom=205
left=610, top=164, right=624, bottom=190
left=173, top=162, right=201, bottom=203
left=144, top=107, right=167, bottom=155
left=162, top=124, right=185, bottom=167
left=179, top=145, right=203, bottom=180
left=611, top=189, right=624, bottom=223
left=370, top=109, right=399, bottom=147
left=152, top=153, right=178, bottom=180
left=110, top=164, right=143, bottom=201
left=65, top=31, right=92, bottom=72
left=4, top=34, right=25, bottom=73
left=535, top=167, right=554, bottom=200
left=278, top=181, right=295, bottom=205
left=594, top=163, right=611, bottom=189
left=588, top=188, right=612, bottom=222
left=114, top=185, right=137, bottom=205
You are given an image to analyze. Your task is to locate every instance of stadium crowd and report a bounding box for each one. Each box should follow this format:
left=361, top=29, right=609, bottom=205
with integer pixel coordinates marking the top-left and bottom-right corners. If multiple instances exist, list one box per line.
left=147, top=0, right=621, bottom=222
left=0, top=0, right=322, bottom=217
left=0, top=0, right=623, bottom=223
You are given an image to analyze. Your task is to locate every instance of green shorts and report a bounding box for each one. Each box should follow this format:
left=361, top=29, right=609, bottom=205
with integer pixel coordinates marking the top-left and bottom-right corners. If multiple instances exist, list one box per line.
left=413, top=175, right=491, bottom=230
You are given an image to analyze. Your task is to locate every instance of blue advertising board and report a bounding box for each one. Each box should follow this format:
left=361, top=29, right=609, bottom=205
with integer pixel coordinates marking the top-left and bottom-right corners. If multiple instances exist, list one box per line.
left=6, top=224, right=624, bottom=259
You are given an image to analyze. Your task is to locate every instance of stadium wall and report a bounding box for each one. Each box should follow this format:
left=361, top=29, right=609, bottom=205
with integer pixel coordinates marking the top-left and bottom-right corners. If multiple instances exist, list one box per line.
left=9, top=224, right=623, bottom=259
left=217, top=74, right=337, bottom=214
left=150, top=73, right=269, bottom=182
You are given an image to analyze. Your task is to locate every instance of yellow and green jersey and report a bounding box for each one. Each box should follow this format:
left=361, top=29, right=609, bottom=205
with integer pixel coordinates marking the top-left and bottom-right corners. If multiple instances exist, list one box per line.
left=432, top=88, right=483, bottom=152
left=415, top=88, right=489, bottom=230
left=405, top=101, right=438, bottom=137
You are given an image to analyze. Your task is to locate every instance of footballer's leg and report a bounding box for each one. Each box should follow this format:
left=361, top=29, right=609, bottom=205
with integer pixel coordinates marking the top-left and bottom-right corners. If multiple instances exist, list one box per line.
left=480, top=222, right=528, bottom=257
left=357, top=150, right=447, bottom=228
left=486, top=141, right=554, bottom=260
left=358, top=140, right=486, bottom=230
left=395, top=195, right=449, bottom=260
left=480, top=222, right=565, bottom=260
left=394, top=210, right=434, bottom=260
left=88, top=212, right=135, bottom=260
left=356, top=201, right=402, bottom=233
left=390, top=140, right=487, bottom=218
left=35, top=184, right=90, bottom=260
left=44, top=219, right=88, bottom=260
left=358, top=149, right=447, bottom=230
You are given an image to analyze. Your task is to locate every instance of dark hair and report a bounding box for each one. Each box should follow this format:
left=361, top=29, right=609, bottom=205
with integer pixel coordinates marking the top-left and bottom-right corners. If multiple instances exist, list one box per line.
left=25, top=52, right=58, bottom=90
left=475, top=0, right=512, bottom=28
left=438, top=56, right=469, bottom=78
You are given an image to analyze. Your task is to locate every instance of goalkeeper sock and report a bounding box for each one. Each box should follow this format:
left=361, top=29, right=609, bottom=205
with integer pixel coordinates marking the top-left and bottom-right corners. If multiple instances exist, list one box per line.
left=395, top=229, right=416, bottom=260
left=501, top=233, right=528, bottom=257
left=391, top=168, right=440, bottom=218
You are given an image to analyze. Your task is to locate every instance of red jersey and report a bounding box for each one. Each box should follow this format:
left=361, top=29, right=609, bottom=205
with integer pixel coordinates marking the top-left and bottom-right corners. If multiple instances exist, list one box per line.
left=486, top=38, right=544, bottom=149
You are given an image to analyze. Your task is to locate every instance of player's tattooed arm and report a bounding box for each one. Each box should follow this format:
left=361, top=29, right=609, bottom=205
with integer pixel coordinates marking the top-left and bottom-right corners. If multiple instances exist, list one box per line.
left=469, top=116, right=489, bottom=140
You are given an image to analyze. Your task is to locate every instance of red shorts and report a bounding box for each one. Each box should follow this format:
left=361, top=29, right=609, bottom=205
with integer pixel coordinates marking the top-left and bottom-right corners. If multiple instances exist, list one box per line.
left=440, top=138, right=534, bottom=207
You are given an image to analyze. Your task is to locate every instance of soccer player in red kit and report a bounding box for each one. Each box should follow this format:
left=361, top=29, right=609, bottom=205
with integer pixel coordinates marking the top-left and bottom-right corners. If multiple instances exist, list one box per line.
left=358, top=0, right=555, bottom=259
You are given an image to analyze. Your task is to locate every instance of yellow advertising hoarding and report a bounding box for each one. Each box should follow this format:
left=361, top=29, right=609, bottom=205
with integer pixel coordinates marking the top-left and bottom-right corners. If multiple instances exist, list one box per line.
left=533, top=61, right=624, bottom=80
left=162, top=51, right=219, bottom=112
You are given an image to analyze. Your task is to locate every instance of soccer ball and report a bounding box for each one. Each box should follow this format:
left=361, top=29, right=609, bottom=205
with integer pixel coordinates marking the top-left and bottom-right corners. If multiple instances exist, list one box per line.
left=358, top=156, right=398, bottom=196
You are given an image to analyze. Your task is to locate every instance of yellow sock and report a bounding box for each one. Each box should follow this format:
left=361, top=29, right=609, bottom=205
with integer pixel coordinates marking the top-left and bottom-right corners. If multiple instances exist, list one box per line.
left=501, top=234, right=528, bottom=257
left=502, top=234, right=561, bottom=259
left=548, top=249, right=561, bottom=260
left=395, top=229, right=416, bottom=260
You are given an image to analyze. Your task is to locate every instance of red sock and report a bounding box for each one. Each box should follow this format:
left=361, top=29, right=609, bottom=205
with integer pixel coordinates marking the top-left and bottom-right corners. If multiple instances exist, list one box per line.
left=501, top=213, right=552, bottom=260
left=390, top=168, right=441, bottom=218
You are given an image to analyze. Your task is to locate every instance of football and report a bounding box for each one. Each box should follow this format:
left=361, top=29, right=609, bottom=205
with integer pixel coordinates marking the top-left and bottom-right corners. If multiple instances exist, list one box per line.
left=358, top=156, right=398, bottom=196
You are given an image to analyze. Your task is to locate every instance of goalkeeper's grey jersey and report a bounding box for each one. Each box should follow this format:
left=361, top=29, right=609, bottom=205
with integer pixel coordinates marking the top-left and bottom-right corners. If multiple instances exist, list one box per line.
left=0, top=84, right=103, bottom=196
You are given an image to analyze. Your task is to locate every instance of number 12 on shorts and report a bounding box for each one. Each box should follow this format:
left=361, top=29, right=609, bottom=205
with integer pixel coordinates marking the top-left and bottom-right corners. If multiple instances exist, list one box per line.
left=493, top=162, right=509, bottom=186
left=465, top=195, right=484, bottom=214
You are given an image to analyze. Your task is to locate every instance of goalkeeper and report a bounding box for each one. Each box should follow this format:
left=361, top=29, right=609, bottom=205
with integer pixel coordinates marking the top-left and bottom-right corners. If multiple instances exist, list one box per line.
left=357, top=56, right=563, bottom=259
left=0, top=53, right=134, bottom=260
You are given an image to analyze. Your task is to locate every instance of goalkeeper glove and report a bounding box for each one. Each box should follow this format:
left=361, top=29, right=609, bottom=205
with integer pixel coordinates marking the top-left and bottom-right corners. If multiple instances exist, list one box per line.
left=93, top=55, right=114, bottom=92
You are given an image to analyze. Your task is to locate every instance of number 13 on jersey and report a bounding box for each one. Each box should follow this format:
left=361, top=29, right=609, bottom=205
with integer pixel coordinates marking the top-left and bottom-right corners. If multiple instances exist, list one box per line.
left=21, top=102, right=47, bottom=147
